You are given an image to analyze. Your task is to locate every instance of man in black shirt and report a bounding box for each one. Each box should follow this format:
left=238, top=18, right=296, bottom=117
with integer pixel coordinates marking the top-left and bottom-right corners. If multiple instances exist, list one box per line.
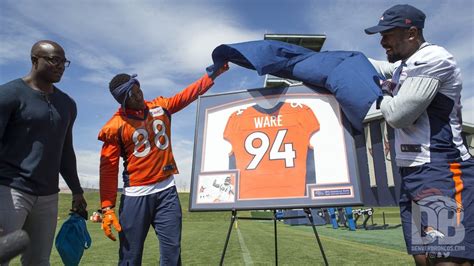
left=0, top=40, right=87, bottom=265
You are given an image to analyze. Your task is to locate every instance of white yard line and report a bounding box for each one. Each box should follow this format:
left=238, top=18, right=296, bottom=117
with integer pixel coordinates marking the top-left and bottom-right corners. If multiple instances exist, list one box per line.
left=236, top=226, right=254, bottom=265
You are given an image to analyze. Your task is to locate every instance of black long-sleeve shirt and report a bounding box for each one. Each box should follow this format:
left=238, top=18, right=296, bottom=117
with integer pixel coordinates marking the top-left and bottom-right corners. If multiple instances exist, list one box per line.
left=0, top=78, right=83, bottom=195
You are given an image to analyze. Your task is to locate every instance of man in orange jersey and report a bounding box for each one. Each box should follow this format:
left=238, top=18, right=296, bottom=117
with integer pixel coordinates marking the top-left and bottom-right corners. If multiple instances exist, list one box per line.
left=98, top=64, right=228, bottom=265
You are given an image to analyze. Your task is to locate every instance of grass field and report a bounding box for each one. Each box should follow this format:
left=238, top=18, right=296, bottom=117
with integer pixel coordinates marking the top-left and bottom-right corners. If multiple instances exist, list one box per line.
left=10, top=191, right=413, bottom=265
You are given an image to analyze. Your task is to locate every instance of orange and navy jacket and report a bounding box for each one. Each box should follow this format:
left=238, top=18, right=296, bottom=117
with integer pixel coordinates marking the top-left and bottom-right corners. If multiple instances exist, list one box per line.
left=98, top=74, right=214, bottom=208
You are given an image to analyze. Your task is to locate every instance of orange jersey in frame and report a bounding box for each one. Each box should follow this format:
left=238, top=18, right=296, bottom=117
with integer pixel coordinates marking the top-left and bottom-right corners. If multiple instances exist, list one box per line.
left=223, top=102, right=320, bottom=199
left=98, top=74, right=214, bottom=208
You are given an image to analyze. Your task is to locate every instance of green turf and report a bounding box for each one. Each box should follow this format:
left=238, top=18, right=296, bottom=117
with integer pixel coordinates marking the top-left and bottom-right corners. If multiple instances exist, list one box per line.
left=9, top=192, right=413, bottom=265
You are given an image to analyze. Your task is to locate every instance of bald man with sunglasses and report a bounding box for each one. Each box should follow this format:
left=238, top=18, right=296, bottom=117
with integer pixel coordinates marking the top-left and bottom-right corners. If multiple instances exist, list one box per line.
left=0, top=40, right=87, bottom=265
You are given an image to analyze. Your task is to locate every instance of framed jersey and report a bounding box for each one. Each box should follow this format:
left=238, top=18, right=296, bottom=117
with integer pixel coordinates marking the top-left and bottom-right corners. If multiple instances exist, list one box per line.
left=189, top=85, right=363, bottom=211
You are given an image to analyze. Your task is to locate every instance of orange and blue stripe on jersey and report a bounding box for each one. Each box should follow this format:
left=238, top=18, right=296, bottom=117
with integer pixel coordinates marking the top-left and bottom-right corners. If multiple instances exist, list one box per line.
left=98, top=74, right=214, bottom=208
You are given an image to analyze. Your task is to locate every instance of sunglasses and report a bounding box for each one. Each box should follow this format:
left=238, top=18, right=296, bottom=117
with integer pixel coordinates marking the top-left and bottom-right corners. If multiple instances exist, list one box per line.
left=36, top=56, right=71, bottom=67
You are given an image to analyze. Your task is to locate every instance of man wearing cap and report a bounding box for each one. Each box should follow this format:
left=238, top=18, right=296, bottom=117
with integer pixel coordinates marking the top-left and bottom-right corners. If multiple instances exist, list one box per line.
left=98, top=64, right=228, bottom=265
left=364, top=4, right=473, bottom=265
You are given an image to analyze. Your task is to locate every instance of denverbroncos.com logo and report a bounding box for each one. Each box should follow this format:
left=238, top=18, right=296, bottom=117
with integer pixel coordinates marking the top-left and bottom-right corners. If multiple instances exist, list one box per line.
left=411, top=190, right=466, bottom=256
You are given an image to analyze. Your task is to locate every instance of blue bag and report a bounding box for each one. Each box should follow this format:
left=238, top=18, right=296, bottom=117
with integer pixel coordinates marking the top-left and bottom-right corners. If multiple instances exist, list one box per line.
left=55, top=213, right=92, bottom=266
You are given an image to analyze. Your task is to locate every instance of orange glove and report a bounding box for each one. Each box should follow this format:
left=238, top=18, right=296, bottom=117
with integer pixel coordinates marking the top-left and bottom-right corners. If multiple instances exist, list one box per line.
left=101, top=208, right=122, bottom=241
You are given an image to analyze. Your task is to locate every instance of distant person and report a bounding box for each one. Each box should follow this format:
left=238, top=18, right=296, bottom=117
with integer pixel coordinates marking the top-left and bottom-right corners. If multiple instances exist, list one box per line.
left=99, top=64, right=229, bottom=265
left=365, top=4, right=473, bottom=265
left=0, top=40, right=87, bottom=265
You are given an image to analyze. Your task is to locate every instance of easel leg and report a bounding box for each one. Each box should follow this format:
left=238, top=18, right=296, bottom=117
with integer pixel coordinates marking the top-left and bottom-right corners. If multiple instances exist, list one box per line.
left=304, top=208, right=329, bottom=266
left=220, top=210, right=237, bottom=266
left=273, top=210, right=278, bottom=266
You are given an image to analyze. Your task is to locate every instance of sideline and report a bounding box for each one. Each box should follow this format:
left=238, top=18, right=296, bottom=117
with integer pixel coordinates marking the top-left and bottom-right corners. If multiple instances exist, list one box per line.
left=236, top=227, right=254, bottom=265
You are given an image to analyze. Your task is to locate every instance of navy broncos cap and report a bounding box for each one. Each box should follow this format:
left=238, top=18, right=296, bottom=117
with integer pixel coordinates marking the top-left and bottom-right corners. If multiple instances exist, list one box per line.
left=365, top=4, right=426, bottom=35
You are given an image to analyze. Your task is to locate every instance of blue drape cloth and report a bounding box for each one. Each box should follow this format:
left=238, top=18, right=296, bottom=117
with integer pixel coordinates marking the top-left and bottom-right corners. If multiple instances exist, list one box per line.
left=207, top=40, right=383, bottom=131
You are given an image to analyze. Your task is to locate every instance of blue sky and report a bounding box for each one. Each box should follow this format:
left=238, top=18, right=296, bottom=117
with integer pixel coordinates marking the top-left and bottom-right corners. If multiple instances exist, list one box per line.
left=1, top=0, right=473, bottom=190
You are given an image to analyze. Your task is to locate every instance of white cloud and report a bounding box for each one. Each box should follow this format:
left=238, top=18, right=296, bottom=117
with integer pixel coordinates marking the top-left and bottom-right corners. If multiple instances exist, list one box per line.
left=70, top=148, right=127, bottom=190
left=171, top=139, right=196, bottom=192
left=74, top=149, right=101, bottom=188
left=306, top=0, right=386, bottom=54
left=3, top=0, right=261, bottom=93
left=136, top=76, right=180, bottom=95
left=0, top=16, right=45, bottom=64
left=72, top=49, right=126, bottom=73
left=80, top=73, right=113, bottom=86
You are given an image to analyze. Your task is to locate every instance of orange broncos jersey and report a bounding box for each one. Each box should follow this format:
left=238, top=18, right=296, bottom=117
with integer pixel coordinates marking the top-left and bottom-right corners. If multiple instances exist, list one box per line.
left=224, top=102, right=319, bottom=199
left=99, top=74, right=214, bottom=208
